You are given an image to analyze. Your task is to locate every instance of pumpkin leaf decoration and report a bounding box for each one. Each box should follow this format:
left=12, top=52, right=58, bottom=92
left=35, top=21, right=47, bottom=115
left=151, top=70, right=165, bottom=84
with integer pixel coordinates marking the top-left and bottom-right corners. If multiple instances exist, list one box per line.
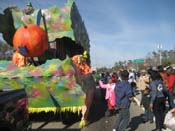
left=18, top=46, right=28, bottom=55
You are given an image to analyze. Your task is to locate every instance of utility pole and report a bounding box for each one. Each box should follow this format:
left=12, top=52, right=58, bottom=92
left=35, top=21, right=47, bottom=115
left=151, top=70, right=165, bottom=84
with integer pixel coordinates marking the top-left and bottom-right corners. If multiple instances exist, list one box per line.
left=157, top=44, right=162, bottom=65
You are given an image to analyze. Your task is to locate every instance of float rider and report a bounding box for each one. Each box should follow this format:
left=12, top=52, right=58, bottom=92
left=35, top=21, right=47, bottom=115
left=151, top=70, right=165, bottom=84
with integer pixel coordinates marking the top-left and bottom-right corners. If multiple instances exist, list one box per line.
left=71, top=51, right=96, bottom=128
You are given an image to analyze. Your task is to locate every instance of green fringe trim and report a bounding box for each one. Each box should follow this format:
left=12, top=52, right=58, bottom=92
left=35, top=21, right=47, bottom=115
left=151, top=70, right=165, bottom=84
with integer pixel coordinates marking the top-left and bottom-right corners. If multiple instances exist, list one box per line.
left=28, top=106, right=83, bottom=115
left=29, top=107, right=57, bottom=113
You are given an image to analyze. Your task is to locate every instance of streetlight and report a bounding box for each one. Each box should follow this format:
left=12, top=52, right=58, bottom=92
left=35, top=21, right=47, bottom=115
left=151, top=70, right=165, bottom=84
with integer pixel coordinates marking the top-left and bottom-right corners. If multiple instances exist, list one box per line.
left=157, top=44, right=162, bottom=65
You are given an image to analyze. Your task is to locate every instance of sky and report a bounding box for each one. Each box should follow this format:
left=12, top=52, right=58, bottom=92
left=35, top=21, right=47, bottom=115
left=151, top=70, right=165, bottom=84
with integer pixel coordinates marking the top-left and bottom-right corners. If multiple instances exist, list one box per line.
left=0, top=0, right=175, bottom=68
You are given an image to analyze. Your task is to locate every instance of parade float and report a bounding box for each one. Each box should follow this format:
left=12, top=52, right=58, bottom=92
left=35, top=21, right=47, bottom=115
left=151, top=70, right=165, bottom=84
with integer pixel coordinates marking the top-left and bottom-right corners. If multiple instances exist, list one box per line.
left=0, top=0, right=91, bottom=127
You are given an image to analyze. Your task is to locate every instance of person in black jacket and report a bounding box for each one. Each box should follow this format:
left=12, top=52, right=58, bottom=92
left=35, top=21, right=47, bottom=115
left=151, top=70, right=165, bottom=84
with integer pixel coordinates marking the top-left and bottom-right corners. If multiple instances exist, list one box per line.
left=148, top=67, right=175, bottom=131
left=140, top=87, right=153, bottom=123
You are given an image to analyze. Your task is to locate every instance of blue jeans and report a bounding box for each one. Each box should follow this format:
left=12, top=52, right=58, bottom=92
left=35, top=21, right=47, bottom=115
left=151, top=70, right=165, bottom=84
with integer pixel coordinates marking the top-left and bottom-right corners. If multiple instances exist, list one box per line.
left=113, top=108, right=130, bottom=131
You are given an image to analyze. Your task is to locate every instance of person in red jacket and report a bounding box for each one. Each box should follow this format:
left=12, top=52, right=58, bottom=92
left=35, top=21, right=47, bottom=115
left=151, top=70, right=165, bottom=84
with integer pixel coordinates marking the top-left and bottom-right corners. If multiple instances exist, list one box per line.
left=167, top=67, right=175, bottom=93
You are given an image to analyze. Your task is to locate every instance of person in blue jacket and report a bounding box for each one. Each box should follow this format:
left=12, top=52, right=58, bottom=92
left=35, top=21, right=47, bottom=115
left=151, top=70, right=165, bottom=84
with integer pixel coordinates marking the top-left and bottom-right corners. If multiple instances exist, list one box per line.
left=148, top=67, right=175, bottom=131
left=113, top=70, right=134, bottom=131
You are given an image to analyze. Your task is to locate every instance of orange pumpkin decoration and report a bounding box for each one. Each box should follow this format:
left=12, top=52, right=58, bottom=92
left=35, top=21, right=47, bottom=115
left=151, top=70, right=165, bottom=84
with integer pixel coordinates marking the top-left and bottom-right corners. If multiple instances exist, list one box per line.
left=13, top=24, right=49, bottom=57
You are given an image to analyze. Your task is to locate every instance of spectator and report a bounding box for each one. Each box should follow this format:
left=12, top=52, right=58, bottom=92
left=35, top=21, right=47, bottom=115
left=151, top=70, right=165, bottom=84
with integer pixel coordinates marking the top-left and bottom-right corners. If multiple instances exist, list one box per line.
left=166, top=67, right=175, bottom=93
left=129, top=69, right=135, bottom=80
left=128, top=76, right=136, bottom=84
left=92, top=71, right=100, bottom=86
left=113, top=70, right=134, bottom=131
left=164, top=107, right=175, bottom=130
left=100, top=72, right=105, bottom=83
left=130, top=81, right=137, bottom=96
left=130, top=81, right=140, bottom=106
left=138, top=69, right=149, bottom=92
left=111, top=72, right=118, bottom=83
left=118, top=69, right=123, bottom=82
left=100, top=72, right=107, bottom=101
left=99, top=76, right=116, bottom=116
left=157, top=65, right=168, bottom=87
left=140, top=87, right=153, bottom=123
left=149, top=68, right=175, bottom=131
left=104, top=72, right=110, bottom=84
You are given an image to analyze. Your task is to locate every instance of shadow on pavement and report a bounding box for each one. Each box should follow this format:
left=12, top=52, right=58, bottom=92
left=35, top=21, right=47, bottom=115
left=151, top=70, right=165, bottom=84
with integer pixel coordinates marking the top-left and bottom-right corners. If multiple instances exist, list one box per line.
left=30, top=112, right=57, bottom=122
left=127, top=114, right=145, bottom=131
left=30, top=111, right=81, bottom=129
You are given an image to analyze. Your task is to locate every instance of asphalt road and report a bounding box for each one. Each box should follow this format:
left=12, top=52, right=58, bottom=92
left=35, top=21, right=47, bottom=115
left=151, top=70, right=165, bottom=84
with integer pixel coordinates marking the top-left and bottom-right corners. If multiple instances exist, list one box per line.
left=31, top=87, right=170, bottom=131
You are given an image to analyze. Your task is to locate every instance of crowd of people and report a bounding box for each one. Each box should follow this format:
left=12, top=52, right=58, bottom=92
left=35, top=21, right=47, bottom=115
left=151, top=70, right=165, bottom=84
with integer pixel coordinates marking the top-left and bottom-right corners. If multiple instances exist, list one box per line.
left=70, top=51, right=175, bottom=130
left=96, top=66, right=175, bottom=131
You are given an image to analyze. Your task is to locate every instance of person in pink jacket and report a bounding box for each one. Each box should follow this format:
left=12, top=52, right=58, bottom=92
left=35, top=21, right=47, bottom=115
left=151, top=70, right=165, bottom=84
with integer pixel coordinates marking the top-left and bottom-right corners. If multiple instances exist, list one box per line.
left=99, top=76, right=116, bottom=116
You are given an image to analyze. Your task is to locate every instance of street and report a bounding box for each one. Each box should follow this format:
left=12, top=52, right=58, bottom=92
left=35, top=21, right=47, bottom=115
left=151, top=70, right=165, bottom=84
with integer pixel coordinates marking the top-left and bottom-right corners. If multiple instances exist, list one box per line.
left=31, top=87, right=168, bottom=131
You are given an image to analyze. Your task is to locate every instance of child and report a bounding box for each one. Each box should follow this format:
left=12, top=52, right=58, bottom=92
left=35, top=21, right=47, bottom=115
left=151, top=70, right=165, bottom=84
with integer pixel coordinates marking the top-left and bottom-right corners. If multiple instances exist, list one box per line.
left=99, top=76, right=116, bottom=116
left=140, top=87, right=153, bottom=123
